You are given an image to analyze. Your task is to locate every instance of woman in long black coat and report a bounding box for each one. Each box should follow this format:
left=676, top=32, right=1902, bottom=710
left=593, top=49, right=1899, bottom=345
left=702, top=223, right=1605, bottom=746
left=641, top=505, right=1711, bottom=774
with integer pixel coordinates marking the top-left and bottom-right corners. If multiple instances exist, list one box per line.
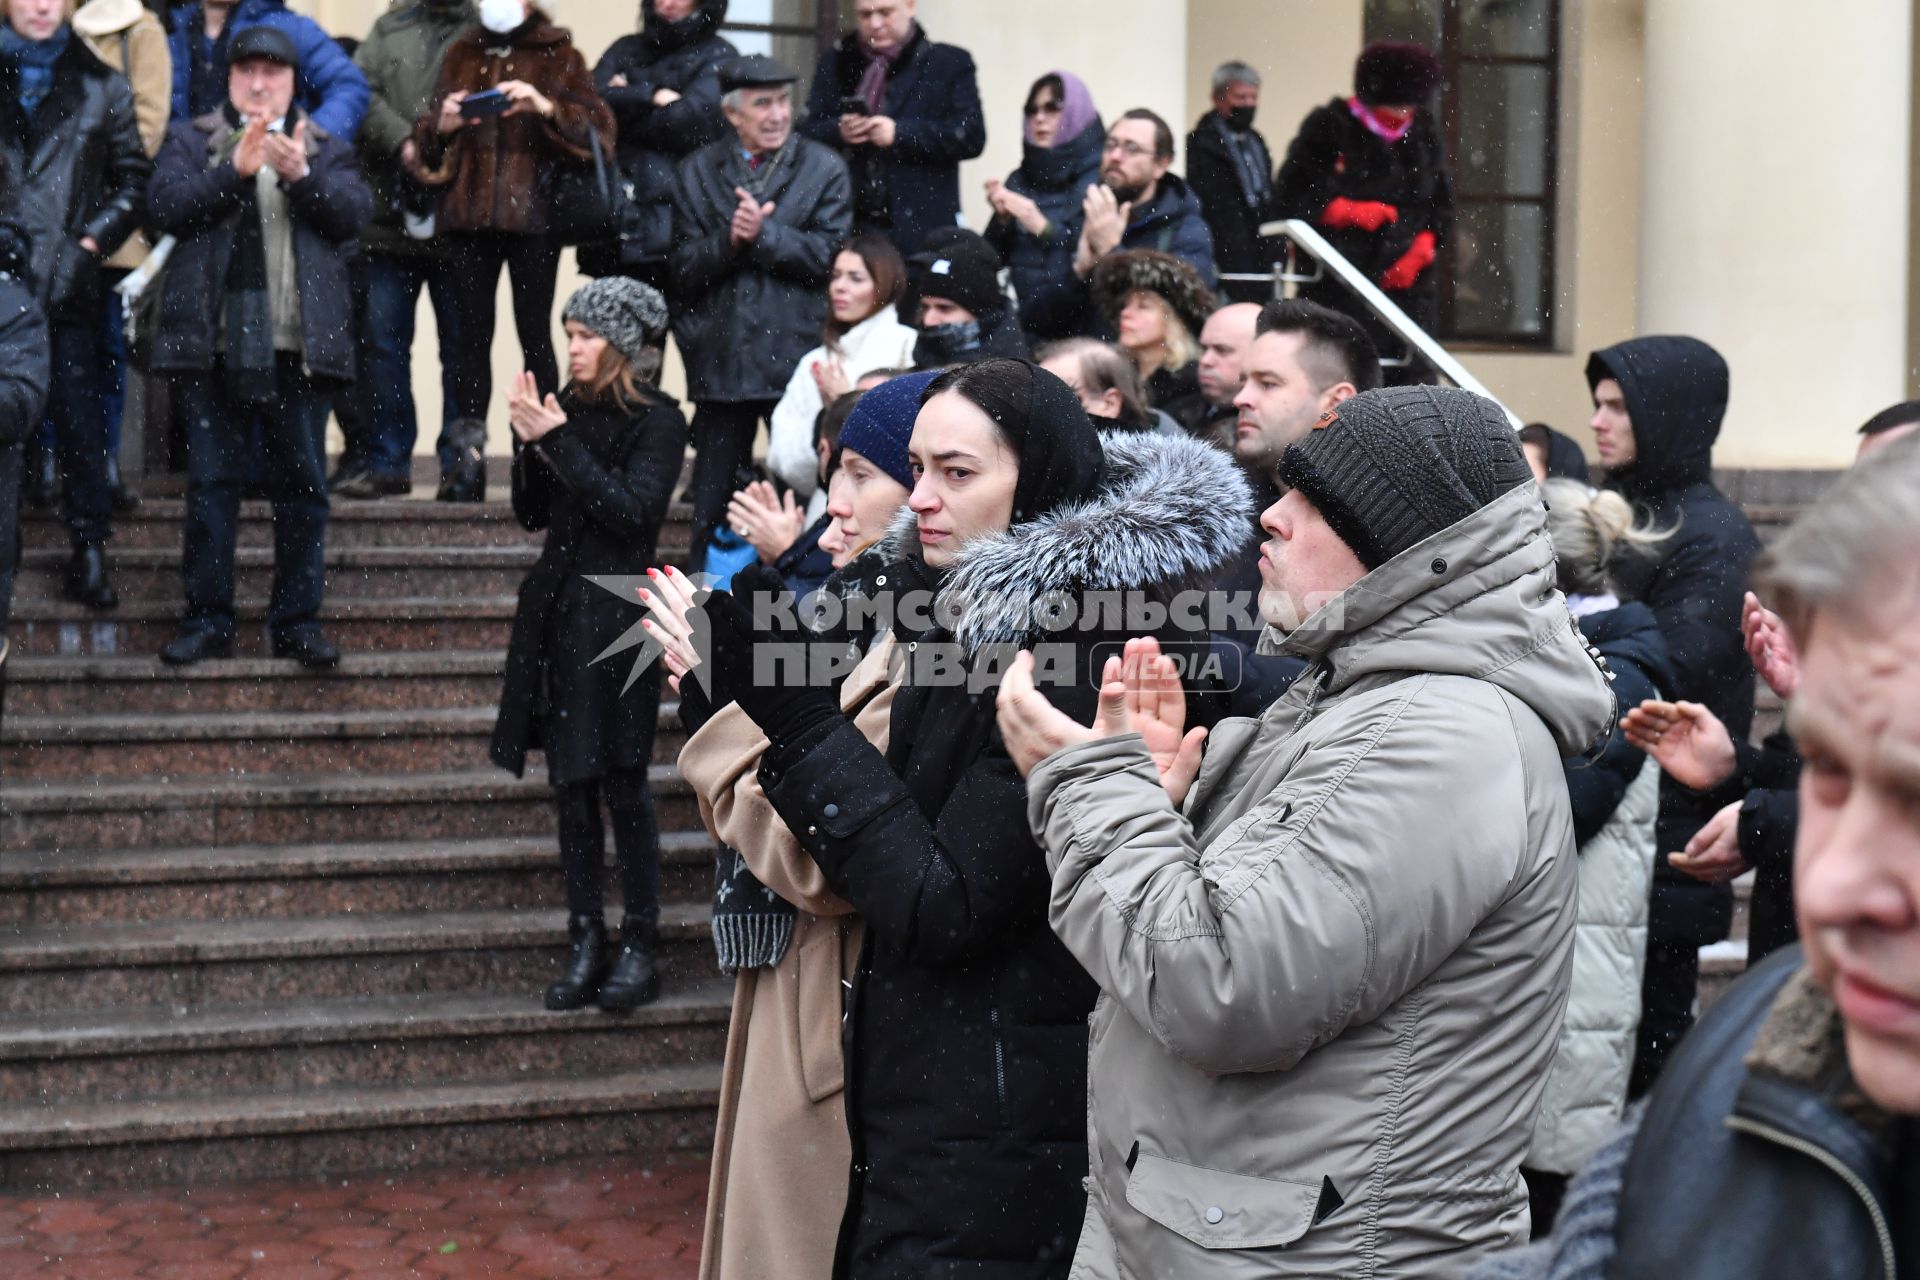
left=490, top=278, right=689, bottom=1014
left=665, top=360, right=1252, bottom=1279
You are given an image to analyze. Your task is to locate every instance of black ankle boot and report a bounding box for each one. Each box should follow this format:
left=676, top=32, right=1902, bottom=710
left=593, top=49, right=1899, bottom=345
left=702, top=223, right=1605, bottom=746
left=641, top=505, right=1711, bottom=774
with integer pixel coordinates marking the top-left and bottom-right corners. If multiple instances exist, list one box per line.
left=105, top=454, right=140, bottom=513
left=63, top=545, right=117, bottom=611
left=598, top=916, right=663, bottom=1013
left=544, top=914, right=609, bottom=1011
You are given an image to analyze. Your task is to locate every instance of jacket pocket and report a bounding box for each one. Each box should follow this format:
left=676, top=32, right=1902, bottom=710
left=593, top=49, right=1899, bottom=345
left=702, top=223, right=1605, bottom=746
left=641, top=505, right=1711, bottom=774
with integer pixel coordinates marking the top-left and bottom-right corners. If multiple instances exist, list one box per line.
left=1123, top=1152, right=1330, bottom=1250
left=793, top=915, right=847, bottom=1103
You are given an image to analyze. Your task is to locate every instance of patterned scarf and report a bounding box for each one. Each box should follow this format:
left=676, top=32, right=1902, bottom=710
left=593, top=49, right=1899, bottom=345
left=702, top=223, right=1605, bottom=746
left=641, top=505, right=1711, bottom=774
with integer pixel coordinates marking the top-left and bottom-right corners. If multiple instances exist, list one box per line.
left=855, top=22, right=916, bottom=112
left=217, top=105, right=287, bottom=405
left=1, top=23, right=69, bottom=120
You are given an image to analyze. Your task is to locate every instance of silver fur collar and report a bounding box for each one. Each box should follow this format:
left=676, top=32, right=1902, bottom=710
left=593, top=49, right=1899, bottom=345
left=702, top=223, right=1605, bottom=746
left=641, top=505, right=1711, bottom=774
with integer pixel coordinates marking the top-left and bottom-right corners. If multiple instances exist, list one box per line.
left=880, top=429, right=1254, bottom=654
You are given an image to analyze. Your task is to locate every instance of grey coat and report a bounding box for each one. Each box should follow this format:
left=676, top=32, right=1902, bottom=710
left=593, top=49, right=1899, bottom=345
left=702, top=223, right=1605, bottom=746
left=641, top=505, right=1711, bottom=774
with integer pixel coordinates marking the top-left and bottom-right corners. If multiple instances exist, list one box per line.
left=1027, top=481, right=1617, bottom=1277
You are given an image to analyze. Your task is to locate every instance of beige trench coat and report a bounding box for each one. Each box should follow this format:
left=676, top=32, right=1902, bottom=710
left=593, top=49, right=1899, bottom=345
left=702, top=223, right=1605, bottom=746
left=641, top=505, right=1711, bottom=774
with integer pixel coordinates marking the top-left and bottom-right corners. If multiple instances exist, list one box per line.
left=680, top=636, right=898, bottom=1280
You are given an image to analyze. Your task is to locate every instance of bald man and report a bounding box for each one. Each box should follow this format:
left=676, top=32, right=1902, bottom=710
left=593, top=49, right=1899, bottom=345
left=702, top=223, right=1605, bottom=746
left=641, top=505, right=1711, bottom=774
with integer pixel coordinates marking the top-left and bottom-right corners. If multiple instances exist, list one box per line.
left=1184, top=300, right=1261, bottom=445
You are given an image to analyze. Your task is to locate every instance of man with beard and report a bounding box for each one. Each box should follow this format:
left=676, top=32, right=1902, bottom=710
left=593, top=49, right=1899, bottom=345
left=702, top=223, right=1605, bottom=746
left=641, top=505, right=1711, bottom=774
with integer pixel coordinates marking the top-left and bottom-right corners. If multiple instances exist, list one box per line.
left=1025, top=108, right=1216, bottom=340
left=1187, top=62, right=1281, bottom=303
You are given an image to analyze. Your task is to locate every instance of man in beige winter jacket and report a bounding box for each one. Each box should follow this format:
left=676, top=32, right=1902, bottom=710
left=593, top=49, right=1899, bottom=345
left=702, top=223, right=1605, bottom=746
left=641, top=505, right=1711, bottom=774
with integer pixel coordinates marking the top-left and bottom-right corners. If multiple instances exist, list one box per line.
left=998, top=385, right=1617, bottom=1277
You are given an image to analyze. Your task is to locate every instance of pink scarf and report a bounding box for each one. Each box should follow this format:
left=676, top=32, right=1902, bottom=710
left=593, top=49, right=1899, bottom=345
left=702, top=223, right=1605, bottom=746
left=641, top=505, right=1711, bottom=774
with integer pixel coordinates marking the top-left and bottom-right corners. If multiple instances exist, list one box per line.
left=1348, top=97, right=1414, bottom=143
left=857, top=23, right=917, bottom=112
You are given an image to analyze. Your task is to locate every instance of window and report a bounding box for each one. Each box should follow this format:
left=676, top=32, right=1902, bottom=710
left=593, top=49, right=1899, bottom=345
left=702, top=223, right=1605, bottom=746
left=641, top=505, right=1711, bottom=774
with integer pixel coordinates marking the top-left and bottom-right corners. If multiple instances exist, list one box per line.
left=717, top=0, right=845, bottom=98
left=1364, top=0, right=1562, bottom=346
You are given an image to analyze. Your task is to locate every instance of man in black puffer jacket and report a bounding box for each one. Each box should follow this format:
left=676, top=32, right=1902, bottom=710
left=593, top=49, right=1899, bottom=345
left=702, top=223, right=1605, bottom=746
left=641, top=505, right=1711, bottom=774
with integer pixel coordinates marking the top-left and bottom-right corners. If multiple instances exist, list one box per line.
left=1586, top=334, right=1763, bottom=1096
left=0, top=1, right=148, bottom=610
left=592, top=0, right=736, bottom=289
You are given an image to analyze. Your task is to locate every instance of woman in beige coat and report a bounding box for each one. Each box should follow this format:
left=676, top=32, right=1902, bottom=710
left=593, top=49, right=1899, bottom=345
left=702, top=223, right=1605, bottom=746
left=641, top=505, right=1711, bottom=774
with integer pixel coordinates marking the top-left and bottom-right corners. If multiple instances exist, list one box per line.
left=643, top=375, right=927, bottom=1280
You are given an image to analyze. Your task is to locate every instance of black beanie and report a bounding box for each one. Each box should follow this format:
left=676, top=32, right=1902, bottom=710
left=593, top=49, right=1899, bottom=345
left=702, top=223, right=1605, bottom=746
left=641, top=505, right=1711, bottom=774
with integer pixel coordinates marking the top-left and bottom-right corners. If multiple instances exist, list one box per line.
left=908, top=230, right=1005, bottom=318
left=1276, top=385, right=1532, bottom=570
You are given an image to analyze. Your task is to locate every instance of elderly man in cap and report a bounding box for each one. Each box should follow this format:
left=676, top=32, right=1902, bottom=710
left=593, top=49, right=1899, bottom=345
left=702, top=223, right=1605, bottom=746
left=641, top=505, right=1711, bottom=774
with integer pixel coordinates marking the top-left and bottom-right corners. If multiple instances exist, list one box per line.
left=669, top=52, right=852, bottom=566
left=997, top=385, right=1616, bottom=1274
left=146, top=25, right=372, bottom=667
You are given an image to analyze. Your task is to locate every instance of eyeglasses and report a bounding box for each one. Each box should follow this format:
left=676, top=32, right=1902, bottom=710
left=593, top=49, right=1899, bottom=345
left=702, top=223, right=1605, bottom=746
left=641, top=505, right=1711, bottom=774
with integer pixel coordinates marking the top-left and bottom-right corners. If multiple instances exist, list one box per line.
left=1102, top=138, right=1152, bottom=159
left=1024, top=100, right=1064, bottom=118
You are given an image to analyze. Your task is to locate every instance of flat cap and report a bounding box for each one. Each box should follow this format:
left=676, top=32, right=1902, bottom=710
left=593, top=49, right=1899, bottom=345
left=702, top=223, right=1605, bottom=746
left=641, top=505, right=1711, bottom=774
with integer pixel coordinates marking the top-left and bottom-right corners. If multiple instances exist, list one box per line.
left=718, top=54, right=798, bottom=93
left=227, top=25, right=300, bottom=69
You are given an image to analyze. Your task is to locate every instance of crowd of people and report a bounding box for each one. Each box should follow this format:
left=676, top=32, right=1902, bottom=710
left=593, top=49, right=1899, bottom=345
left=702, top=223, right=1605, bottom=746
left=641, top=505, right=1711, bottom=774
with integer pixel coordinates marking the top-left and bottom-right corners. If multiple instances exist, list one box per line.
left=1, top=1, right=1913, bottom=1276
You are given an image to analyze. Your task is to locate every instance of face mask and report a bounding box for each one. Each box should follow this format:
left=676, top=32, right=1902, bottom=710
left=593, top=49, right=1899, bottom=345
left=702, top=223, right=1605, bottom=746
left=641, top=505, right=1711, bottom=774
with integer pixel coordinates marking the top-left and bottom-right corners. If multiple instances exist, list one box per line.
left=916, top=320, right=983, bottom=365
left=1225, top=105, right=1257, bottom=133
left=479, top=0, right=525, bottom=35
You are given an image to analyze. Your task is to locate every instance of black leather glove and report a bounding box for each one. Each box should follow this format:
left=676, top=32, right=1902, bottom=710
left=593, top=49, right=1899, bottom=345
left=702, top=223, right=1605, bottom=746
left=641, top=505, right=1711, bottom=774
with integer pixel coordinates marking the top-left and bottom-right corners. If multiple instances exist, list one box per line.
left=703, top=564, right=844, bottom=751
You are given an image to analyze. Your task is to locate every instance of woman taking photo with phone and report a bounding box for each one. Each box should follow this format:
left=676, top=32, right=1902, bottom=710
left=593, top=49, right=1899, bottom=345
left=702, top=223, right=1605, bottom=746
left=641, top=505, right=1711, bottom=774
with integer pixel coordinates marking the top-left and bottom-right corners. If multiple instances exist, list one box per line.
left=645, top=359, right=1251, bottom=1278
left=411, top=0, right=613, bottom=499
left=490, top=277, right=687, bottom=1014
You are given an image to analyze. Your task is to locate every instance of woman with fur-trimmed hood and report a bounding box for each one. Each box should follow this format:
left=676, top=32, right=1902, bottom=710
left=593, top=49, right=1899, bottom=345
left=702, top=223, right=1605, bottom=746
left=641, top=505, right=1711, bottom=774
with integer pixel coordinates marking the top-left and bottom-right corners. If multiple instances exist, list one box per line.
left=1093, top=248, right=1217, bottom=427
left=645, top=359, right=1251, bottom=1279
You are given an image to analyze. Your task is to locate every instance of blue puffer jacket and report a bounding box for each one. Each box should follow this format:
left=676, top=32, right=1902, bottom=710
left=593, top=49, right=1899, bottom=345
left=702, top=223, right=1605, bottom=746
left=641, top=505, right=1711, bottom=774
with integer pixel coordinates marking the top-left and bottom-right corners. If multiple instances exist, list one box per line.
left=168, top=0, right=368, bottom=140
left=985, top=114, right=1103, bottom=342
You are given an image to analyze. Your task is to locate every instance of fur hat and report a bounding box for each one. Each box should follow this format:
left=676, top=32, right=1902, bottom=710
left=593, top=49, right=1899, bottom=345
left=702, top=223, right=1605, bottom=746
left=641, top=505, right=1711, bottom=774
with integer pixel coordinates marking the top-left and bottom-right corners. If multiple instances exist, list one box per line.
left=1092, top=250, right=1218, bottom=342
left=1277, top=385, right=1532, bottom=570
left=1354, top=41, right=1442, bottom=106
left=561, top=277, right=669, bottom=366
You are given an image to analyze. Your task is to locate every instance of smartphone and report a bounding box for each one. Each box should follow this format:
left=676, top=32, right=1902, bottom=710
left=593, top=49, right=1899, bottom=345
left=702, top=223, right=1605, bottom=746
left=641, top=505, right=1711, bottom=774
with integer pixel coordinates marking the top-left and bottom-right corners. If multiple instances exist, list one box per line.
left=460, top=88, right=511, bottom=119
left=837, top=95, right=872, bottom=118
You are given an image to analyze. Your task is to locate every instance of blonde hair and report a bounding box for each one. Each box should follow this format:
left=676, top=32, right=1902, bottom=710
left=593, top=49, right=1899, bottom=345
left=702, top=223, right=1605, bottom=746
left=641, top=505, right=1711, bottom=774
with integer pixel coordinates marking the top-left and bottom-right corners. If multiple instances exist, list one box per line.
left=1542, top=479, right=1673, bottom=597
left=1129, top=290, right=1198, bottom=372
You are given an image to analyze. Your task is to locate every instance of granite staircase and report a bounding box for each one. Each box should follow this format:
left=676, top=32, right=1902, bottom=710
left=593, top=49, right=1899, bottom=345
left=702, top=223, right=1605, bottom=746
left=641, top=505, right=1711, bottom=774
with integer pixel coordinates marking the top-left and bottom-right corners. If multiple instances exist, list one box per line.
left=0, top=488, right=727, bottom=1191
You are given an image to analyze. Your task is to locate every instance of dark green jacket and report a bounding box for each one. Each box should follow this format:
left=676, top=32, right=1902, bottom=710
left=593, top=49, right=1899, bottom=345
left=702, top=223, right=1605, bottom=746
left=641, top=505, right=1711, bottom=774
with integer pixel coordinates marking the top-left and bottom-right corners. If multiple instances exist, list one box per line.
left=354, top=0, right=475, bottom=254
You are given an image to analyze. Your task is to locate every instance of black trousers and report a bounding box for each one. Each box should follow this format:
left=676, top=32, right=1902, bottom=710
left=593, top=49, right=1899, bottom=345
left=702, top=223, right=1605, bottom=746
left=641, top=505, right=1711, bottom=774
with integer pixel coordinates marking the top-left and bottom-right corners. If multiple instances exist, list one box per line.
left=685, top=400, right=775, bottom=562
left=554, top=768, right=660, bottom=926
left=1629, top=937, right=1702, bottom=1097
left=50, top=317, right=114, bottom=547
left=441, top=231, right=561, bottom=422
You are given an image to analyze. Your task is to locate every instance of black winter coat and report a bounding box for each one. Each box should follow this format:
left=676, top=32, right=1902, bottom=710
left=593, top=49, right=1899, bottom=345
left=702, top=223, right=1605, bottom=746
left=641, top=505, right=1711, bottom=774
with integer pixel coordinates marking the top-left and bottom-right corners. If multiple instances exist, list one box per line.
left=0, top=35, right=148, bottom=321
left=1566, top=603, right=1673, bottom=846
left=1185, top=111, right=1278, bottom=292
left=1611, top=947, right=1910, bottom=1280
left=594, top=0, right=736, bottom=279
left=799, top=26, right=985, bottom=256
left=1589, top=335, right=1763, bottom=946
left=0, top=223, right=49, bottom=640
left=1688, top=730, right=1801, bottom=963
left=984, top=117, right=1103, bottom=341
left=146, top=111, right=374, bottom=383
left=1274, top=98, right=1452, bottom=325
left=754, top=430, right=1254, bottom=1280
left=491, top=391, right=689, bottom=785
left=669, top=135, right=851, bottom=403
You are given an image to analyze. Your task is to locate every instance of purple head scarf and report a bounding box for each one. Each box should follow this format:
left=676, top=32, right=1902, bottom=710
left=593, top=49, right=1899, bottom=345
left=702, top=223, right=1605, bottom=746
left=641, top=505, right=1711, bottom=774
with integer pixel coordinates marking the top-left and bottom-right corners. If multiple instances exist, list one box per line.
left=1026, top=70, right=1099, bottom=147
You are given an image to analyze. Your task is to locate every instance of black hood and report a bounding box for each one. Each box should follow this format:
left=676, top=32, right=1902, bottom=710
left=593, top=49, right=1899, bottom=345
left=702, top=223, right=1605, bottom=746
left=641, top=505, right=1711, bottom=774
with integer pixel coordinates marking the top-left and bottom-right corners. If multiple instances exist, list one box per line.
left=642, top=0, right=726, bottom=53
left=1586, top=335, right=1728, bottom=497
left=1576, top=600, right=1676, bottom=698
left=1530, top=424, right=1590, bottom=483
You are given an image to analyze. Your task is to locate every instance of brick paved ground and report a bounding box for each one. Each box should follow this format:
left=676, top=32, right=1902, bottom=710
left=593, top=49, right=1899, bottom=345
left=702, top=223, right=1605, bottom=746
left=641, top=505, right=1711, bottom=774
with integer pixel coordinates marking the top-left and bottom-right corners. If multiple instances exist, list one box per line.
left=0, top=1152, right=710, bottom=1278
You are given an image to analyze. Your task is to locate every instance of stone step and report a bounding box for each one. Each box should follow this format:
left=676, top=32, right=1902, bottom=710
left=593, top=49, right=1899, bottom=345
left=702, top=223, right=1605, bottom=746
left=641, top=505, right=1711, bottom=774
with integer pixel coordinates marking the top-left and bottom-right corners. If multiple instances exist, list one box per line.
left=9, top=595, right=520, bottom=657
left=20, top=499, right=696, bottom=551
left=0, top=902, right=718, bottom=1014
left=0, top=1061, right=720, bottom=1191
left=6, top=651, right=508, bottom=715
left=0, top=766, right=699, bottom=852
left=16, top=546, right=544, bottom=604
left=0, top=981, right=733, bottom=1107
left=0, top=830, right=717, bottom=926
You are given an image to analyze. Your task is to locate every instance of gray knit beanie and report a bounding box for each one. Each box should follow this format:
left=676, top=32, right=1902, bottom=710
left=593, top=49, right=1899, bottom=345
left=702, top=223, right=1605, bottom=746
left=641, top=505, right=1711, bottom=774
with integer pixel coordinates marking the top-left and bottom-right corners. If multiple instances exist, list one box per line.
left=1276, top=385, right=1532, bottom=570
left=561, top=277, right=670, bottom=366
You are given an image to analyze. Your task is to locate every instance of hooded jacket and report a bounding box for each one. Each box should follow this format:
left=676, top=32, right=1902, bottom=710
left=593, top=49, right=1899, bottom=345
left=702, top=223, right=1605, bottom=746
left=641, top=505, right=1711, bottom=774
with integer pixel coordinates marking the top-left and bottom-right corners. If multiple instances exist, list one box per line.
left=1027, top=480, right=1616, bottom=1277
left=668, top=134, right=852, bottom=403
left=799, top=24, right=986, bottom=256
left=754, top=428, right=1254, bottom=1279
left=1587, top=335, right=1763, bottom=943
left=0, top=34, right=148, bottom=321
left=1526, top=602, right=1671, bottom=1178
left=353, top=0, right=475, bottom=254
left=168, top=0, right=369, bottom=141
left=1022, top=172, right=1219, bottom=340
left=986, top=111, right=1104, bottom=341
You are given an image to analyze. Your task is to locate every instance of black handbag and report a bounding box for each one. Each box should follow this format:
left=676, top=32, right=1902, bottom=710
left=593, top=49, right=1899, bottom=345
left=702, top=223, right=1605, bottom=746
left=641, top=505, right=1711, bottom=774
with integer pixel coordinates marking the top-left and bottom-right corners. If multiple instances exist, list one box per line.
left=577, top=160, right=676, bottom=282
left=544, top=124, right=622, bottom=247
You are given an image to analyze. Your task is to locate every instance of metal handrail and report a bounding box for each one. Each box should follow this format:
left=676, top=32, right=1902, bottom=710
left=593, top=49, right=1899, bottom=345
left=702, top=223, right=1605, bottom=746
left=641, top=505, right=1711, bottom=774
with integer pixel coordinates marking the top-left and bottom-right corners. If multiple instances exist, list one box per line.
left=1219, top=218, right=1522, bottom=429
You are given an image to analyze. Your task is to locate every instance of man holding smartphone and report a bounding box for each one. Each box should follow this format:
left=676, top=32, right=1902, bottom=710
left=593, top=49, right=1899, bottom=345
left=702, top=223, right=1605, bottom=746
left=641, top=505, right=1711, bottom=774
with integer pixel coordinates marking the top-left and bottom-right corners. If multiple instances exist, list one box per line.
left=799, top=0, right=983, bottom=255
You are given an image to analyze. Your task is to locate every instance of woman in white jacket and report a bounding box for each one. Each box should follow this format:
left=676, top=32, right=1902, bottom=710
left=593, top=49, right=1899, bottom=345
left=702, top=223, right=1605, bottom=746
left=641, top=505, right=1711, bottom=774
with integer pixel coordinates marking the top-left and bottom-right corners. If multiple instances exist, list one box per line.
left=766, top=233, right=916, bottom=506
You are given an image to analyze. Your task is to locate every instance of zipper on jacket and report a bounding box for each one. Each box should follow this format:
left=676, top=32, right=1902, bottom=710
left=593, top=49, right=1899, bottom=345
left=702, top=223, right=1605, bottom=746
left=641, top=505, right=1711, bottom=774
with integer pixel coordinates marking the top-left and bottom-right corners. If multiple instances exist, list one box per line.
left=1723, top=1114, right=1896, bottom=1279
left=989, top=1004, right=1010, bottom=1128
